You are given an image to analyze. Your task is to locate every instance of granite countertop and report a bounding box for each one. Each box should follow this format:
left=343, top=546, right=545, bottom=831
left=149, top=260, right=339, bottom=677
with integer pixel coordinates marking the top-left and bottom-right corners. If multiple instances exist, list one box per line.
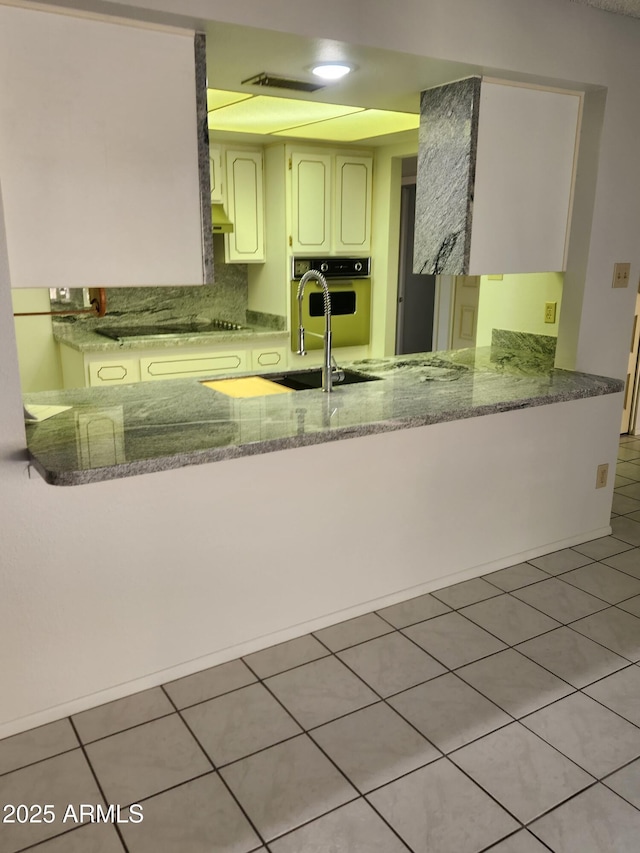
left=52, top=319, right=288, bottom=352
left=23, top=348, right=623, bottom=486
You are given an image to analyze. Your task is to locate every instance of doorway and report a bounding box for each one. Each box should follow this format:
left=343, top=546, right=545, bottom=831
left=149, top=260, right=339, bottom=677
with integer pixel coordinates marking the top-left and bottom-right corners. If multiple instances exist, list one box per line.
left=395, top=161, right=435, bottom=355
left=622, top=285, right=640, bottom=435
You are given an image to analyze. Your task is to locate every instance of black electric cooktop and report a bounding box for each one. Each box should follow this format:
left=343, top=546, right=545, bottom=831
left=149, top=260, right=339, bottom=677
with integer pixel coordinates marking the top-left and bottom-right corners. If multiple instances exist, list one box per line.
left=96, top=320, right=246, bottom=341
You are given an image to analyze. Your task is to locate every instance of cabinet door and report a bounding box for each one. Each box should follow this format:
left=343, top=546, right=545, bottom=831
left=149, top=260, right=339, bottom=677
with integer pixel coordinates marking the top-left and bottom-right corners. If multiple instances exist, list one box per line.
left=0, top=5, right=204, bottom=287
left=334, top=155, right=372, bottom=254
left=290, top=151, right=332, bottom=254
left=469, top=82, right=580, bottom=274
left=210, top=145, right=224, bottom=204
left=224, top=150, right=265, bottom=263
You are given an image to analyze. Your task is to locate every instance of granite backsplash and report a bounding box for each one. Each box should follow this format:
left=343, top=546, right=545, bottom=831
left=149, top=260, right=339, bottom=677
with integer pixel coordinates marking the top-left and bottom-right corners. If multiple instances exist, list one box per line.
left=50, top=236, right=285, bottom=331
left=491, top=329, right=557, bottom=358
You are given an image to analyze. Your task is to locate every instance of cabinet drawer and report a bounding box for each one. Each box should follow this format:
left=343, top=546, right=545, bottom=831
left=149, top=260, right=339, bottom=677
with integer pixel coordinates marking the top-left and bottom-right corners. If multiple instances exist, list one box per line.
left=251, top=347, right=287, bottom=372
left=88, top=358, right=140, bottom=386
left=140, top=351, right=248, bottom=380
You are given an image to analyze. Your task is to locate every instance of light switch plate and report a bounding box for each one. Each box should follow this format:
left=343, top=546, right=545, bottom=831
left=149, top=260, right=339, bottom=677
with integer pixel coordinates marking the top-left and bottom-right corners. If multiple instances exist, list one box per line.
left=612, top=262, right=631, bottom=288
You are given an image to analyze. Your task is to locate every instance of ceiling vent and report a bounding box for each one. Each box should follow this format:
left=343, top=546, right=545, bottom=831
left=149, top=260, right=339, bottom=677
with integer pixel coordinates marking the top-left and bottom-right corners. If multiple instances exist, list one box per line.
left=241, top=72, right=325, bottom=93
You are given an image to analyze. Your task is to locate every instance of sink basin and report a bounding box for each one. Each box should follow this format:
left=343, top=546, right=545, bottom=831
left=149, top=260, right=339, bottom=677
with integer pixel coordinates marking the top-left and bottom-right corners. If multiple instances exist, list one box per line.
left=268, top=368, right=380, bottom=391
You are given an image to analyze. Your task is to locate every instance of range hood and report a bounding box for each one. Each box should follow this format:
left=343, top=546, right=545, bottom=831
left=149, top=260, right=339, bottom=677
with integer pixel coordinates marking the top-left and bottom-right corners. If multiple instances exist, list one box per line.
left=211, top=203, right=234, bottom=233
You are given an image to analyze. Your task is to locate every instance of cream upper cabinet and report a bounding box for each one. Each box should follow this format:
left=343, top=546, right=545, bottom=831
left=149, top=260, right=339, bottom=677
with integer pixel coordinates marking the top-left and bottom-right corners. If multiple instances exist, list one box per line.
left=0, top=5, right=206, bottom=288
left=289, top=148, right=372, bottom=255
left=210, top=145, right=224, bottom=205
left=290, top=151, right=333, bottom=254
left=224, top=149, right=265, bottom=263
left=414, top=77, right=580, bottom=275
left=334, top=155, right=373, bottom=254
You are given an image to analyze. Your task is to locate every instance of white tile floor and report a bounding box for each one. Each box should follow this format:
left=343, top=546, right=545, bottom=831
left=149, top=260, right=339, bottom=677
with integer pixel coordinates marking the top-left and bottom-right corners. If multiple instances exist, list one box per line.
left=4, top=437, right=640, bottom=852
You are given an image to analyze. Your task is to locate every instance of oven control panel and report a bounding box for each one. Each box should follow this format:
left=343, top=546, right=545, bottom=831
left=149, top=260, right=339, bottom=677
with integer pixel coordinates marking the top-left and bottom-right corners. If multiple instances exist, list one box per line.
left=291, top=256, right=371, bottom=279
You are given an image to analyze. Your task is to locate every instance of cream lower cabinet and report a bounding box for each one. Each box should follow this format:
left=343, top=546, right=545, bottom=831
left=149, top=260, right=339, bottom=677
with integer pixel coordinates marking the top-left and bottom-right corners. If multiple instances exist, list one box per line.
left=89, top=359, right=141, bottom=386
left=140, top=350, right=248, bottom=381
left=289, top=148, right=373, bottom=256
left=60, top=346, right=141, bottom=388
left=60, top=342, right=287, bottom=388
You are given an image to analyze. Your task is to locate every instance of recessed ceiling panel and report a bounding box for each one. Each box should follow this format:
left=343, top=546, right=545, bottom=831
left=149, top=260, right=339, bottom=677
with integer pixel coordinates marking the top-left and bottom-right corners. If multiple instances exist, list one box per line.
left=206, top=89, right=253, bottom=111
left=272, top=109, right=420, bottom=142
left=207, top=95, right=363, bottom=134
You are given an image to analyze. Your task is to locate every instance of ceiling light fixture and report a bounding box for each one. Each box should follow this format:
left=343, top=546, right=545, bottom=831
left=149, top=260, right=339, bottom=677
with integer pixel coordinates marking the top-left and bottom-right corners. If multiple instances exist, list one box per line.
left=311, top=63, right=353, bottom=81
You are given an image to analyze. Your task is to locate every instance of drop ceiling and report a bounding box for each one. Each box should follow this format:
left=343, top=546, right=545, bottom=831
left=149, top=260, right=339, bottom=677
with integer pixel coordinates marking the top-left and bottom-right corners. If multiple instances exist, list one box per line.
left=207, top=90, right=420, bottom=142
left=204, top=21, right=480, bottom=147
left=204, top=2, right=639, bottom=147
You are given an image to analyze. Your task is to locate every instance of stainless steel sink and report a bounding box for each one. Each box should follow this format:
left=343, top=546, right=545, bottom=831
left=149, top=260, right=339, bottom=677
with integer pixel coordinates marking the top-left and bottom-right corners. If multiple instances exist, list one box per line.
left=268, top=368, right=380, bottom=391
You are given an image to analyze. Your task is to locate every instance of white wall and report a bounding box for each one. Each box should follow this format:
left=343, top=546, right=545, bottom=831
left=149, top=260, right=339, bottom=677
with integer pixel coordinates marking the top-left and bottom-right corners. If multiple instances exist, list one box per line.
left=1, top=0, right=638, bottom=734
left=476, top=273, right=564, bottom=347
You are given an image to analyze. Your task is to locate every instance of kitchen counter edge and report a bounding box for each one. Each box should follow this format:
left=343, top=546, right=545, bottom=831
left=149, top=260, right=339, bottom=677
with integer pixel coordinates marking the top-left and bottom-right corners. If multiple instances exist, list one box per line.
left=23, top=350, right=624, bottom=487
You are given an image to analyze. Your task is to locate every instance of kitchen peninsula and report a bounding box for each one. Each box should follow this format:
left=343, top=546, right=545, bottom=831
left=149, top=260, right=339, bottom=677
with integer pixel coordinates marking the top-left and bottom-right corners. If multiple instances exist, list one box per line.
left=17, top=337, right=623, bottom=706
left=0, top=0, right=638, bottom=767
left=25, top=346, right=622, bottom=486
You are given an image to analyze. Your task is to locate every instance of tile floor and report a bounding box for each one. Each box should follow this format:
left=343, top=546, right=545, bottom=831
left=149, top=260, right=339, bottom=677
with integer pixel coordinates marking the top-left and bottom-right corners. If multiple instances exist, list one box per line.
left=4, top=439, right=640, bottom=852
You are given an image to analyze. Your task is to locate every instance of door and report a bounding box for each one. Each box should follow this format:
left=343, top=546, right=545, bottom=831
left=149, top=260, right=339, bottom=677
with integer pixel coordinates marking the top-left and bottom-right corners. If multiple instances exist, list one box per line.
left=450, top=275, right=480, bottom=350
left=396, top=183, right=435, bottom=354
left=621, top=286, right=640, bottom=434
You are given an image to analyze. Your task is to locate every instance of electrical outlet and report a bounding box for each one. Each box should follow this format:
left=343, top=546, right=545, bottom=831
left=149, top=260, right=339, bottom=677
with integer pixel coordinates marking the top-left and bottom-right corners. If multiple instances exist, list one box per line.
left=596, top=463, right=609, bottom=489
left=612, top=262, right=631, bottom=288
left=544, top=302, right=557, bottom=324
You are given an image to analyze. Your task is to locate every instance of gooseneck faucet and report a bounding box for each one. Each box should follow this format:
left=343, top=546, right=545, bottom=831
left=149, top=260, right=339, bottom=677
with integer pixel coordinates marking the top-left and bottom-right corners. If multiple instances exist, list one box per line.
left=296, top=269, right=344, bottom=392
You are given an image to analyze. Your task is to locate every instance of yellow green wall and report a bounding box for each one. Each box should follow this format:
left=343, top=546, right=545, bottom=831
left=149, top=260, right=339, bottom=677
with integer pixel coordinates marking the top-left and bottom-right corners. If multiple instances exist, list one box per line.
left=476, top=273, right=564, bottom=347
left=11, top=289, right=63, bottom=392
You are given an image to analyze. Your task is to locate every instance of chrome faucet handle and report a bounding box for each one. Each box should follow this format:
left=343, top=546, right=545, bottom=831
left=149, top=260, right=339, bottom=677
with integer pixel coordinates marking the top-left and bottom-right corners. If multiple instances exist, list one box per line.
left=331, top=355, right=345, bottom=384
